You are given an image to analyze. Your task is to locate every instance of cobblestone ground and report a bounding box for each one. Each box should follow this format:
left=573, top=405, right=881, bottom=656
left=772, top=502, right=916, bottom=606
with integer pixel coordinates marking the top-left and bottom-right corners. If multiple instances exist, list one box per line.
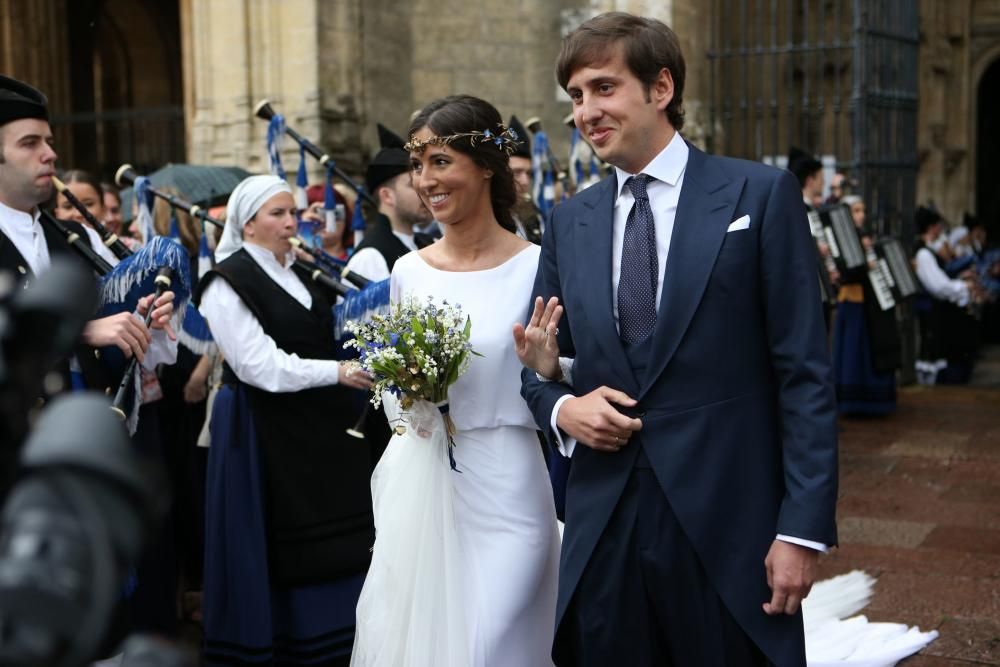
left=817, top=346, right=1000, bottom=665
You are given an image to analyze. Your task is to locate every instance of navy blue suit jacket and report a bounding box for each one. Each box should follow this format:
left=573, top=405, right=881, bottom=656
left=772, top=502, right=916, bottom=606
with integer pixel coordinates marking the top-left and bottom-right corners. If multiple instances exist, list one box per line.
left=521, top=143, right=838, bottom=667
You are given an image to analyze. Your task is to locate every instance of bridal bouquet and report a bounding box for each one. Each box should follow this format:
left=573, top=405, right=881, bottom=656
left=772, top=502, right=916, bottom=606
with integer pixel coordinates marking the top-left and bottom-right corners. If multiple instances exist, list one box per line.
left=344, top=295, right=479, bottom=468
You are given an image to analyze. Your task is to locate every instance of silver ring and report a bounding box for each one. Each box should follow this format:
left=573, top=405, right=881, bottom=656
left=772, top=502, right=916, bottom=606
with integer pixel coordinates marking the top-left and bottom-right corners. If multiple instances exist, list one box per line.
left=615, top=436, right=621, bottom=445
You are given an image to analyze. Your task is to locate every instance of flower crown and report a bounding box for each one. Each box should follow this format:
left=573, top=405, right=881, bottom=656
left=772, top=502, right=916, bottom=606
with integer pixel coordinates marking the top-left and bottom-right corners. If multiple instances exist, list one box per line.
left=404, top=124, right=521, bottom=156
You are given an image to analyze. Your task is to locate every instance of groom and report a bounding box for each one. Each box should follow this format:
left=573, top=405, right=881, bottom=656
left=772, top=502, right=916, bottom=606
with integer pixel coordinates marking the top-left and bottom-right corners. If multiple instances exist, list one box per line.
left=521, top=12, right=838, bottom=667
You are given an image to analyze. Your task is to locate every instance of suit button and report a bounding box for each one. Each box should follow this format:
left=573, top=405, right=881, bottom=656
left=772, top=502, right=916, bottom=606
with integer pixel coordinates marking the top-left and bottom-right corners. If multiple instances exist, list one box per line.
left=94, top=349, right=101, bottom=359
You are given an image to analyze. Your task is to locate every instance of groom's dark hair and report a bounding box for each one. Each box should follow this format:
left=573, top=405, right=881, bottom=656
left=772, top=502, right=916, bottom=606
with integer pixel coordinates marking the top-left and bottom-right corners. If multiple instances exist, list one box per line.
left=556, top=12, right=686, bottom=131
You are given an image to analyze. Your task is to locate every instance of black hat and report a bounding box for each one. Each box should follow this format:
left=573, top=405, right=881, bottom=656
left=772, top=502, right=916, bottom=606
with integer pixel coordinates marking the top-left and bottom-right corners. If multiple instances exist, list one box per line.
left=915, top=205, right=942, bottom=233
left=508, top=115, right=531, bottom=160
left=365, top=123, right=410, bottom=194
left=0, top=75, right=48, bottom=126
left=787, top=146, right=822, bottom=187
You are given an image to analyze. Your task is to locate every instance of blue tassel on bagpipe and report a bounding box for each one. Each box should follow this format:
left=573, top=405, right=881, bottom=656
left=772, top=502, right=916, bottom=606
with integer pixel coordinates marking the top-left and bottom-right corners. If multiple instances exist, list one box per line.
left=267, top=114, right=287, bottom=179
left=532, top=130, right=555, bottom=217
left=134, top=177, right=157, bottom=245
left=333, top=278, right=390, bottom=340
left=294, top=144, right=309, bottom=212
left=178, top=222, right=217, bottom=355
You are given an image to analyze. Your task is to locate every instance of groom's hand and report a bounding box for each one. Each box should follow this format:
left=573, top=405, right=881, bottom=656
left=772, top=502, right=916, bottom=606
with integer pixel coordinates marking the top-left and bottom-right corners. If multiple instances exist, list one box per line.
left=556, top=387, right=642, bottom=452
left=762, top=540, right=818, bottom=616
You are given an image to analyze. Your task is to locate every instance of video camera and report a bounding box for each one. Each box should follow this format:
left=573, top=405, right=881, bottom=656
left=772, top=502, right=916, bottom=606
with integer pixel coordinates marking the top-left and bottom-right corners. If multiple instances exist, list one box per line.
left=0, top=260, right=193, bottom=667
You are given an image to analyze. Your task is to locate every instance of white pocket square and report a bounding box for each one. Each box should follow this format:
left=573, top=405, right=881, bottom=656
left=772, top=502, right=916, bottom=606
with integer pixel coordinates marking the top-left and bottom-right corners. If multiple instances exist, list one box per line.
left=727, top=215, right=751, bottom=232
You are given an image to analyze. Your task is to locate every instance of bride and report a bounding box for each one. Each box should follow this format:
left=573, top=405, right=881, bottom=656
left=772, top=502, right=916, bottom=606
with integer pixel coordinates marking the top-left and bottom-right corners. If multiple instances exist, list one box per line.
left=351, top=95, right=560, bottom=667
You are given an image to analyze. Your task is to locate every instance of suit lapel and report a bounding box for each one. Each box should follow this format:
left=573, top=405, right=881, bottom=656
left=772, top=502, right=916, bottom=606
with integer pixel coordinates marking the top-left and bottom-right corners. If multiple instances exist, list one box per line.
left=575, top=175, right=641, bottom=395
left=640, top=145, right=745, bottom=397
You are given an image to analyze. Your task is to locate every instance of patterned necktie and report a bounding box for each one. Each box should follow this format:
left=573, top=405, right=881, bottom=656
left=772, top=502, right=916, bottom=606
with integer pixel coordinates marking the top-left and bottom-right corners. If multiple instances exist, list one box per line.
left=617, top=174, right=658, bottom=344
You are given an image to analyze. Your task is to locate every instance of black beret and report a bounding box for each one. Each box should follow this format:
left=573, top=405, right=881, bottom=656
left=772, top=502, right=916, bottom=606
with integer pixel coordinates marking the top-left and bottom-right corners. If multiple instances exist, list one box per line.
left=0, top=75, right=48, bottom=126
left=366, top=123, right=410, bottom=194
left=915, top=205, right=942, bottom=233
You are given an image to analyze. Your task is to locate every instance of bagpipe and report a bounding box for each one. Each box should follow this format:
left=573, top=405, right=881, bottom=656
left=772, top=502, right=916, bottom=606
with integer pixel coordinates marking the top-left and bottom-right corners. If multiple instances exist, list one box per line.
left=254, top=99, right=377, bottom=247
left=116, top=164, right=389, bottom=349
left=43, top=178, right=193, bottom=432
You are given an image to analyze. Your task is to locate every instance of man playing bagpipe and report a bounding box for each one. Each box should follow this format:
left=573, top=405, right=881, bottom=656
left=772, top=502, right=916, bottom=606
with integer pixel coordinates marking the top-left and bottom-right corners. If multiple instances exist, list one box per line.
left=345, top=122, right=431, bottom=281
left=0, top=75, right=176, bottom=490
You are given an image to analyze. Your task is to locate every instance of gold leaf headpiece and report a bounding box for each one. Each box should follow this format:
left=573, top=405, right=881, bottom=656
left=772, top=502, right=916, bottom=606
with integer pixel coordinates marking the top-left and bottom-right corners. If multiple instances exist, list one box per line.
left=405, top=124, right=521, bottom=157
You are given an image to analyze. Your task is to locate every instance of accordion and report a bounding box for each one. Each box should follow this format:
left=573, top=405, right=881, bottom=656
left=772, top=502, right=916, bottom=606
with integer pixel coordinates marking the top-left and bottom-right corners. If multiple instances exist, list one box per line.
left=875, top=237, right=921, bottom=300
left=818, top=203, right=866, bottom=273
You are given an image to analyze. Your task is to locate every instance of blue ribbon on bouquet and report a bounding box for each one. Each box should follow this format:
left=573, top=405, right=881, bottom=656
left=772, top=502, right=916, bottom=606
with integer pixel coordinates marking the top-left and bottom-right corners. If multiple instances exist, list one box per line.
left=437, top=402, right=460, bottom=472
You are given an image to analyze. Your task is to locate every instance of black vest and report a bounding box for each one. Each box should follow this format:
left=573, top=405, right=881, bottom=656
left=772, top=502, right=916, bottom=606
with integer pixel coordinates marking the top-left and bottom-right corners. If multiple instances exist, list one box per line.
left=352, top=214, right=412, bottom=272
left=0, top=218, right=112, bottom=395
left=197, top=248, right=374, bottom=585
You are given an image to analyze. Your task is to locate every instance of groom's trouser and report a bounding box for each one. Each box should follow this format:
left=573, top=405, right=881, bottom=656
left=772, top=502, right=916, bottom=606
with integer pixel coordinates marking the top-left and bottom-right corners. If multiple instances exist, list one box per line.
left=558, top=449, right=769, bottom=667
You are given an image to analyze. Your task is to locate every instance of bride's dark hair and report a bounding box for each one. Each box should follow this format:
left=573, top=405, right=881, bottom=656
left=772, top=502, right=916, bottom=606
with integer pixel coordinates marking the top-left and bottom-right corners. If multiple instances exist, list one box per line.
left=408, top=95, right=518, bottom=234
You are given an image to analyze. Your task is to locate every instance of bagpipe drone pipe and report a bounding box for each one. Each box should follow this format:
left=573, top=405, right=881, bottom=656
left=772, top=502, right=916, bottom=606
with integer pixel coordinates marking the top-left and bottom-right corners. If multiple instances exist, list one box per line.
left=38, top=207, right=192, bottom=433
left=254, top=99, right=376, bottom=248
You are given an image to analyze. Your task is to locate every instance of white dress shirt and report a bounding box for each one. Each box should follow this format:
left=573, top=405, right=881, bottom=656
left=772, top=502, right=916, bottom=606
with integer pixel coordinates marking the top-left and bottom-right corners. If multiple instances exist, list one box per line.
left=199, top=242, right=342, bottom=392
left=0, top=200, right=51, bottom=275
left=915, top=247, right=969, bottom=307
left=544, top=134, right=826, bottom=552
left=344, top=229, right=417, bottom=283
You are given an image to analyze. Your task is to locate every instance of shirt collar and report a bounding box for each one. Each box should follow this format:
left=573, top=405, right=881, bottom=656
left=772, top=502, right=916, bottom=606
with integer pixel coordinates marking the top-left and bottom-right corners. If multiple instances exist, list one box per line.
left=614, top=131, right=689, bottom=200
left=392, top=230, right=417, bottom=251
left=243, top=242, right=295, bottom=271
left=0, top=200, right=40, bottom=227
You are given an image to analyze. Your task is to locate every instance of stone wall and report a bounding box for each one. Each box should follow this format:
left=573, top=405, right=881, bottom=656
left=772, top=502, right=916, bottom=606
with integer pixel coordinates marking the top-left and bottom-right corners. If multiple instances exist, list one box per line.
left=918, top=0, right=1000, bottom=224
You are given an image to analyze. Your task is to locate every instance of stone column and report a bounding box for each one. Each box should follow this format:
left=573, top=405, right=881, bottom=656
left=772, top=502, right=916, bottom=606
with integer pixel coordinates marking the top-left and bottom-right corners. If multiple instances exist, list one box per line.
left=186, top=0, right=323, bottom=174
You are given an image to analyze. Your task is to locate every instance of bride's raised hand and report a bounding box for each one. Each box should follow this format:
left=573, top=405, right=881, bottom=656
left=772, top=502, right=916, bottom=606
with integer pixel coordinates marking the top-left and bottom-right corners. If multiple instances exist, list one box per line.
left=513, top=296, right=563, bottom=380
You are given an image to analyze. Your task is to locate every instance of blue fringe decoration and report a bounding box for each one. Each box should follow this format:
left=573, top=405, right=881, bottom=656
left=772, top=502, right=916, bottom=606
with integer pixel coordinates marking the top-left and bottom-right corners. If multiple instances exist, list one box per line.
left=532, top=130, right=555, bottom=218
left=333, top=278, right=390, bottom=339
left=294, top=144, right=309, bottom=211
left=324, top=165, right=337, bottom=237
left=178, top=303, right=216, bottom=356
left=134, top=177, right=157, bottom=244
left=267, top=114, right=287, bottom=179
left=98, top=236, right=193, bottom=317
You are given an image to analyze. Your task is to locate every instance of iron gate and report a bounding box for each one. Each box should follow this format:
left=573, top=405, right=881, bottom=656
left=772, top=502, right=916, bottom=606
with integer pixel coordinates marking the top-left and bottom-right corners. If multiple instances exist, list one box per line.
left=706, top=0, right=920, bottom=379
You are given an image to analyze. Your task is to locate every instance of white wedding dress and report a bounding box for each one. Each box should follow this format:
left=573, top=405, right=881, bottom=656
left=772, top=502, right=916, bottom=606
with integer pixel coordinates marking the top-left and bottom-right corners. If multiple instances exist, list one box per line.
left=352, top=245, right=560, bottom=667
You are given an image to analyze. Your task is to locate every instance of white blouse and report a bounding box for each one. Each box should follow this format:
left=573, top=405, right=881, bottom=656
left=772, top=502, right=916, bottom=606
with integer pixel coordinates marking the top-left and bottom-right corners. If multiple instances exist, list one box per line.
left=915, top=247, right=969, bottom=307
left=199, top=243, right=341, bottom=392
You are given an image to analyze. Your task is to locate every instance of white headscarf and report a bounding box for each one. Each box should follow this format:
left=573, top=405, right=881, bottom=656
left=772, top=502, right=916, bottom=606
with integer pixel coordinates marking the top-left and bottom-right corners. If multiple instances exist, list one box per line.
left=215, top=174, right=293, bottom=262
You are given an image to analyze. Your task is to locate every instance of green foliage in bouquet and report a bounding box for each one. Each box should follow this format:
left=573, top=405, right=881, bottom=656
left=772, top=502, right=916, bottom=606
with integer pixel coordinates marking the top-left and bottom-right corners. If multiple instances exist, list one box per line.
left=344, top=295, right=481, bottom=410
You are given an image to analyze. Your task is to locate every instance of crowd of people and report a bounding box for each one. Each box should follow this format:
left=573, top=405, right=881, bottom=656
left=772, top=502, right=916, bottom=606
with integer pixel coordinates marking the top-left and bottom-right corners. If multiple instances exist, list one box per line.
left=0, top=9, right=987, bottom=667
left=787, top=150, right=999, bottom=416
